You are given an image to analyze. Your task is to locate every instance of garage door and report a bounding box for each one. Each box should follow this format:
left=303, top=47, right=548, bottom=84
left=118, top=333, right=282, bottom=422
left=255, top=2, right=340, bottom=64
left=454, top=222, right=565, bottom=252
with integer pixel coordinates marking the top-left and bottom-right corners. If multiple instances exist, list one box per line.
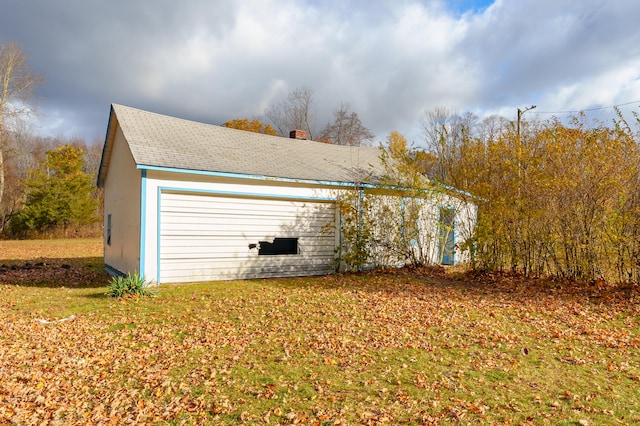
left=159, top=191, right=337, bottom=283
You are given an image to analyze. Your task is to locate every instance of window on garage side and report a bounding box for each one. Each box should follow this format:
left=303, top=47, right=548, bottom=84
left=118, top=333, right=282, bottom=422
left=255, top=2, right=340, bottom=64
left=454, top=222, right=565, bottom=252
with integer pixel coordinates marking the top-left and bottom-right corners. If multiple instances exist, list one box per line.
left=258, top=238, right=298, bottom=255
left=107, top=214, right=112, bottom=246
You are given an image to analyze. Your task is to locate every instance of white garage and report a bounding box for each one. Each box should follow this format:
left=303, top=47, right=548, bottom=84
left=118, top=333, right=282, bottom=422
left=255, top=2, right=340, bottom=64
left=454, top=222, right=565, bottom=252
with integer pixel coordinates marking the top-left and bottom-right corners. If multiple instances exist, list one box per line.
left=158, top=191, right=337, bottom=282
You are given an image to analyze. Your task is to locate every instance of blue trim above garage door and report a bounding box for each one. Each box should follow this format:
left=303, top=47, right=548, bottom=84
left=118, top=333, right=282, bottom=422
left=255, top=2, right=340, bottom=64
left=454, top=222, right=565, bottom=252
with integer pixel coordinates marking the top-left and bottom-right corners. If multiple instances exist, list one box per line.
left=139, top=164, right=378, bottom=189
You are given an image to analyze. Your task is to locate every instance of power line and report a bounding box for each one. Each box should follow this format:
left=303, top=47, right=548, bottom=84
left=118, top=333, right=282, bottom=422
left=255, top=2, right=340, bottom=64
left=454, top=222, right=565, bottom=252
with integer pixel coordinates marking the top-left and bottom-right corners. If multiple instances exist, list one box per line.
left=531, top=100, right=640, bottom=115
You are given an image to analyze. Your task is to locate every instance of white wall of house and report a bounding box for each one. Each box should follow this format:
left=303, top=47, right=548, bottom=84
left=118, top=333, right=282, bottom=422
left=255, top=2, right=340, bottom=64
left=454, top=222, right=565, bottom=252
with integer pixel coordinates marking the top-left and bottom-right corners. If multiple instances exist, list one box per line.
left=102, top=127, right=142, bottom=276
left=364, top=191, right=477, bottom=268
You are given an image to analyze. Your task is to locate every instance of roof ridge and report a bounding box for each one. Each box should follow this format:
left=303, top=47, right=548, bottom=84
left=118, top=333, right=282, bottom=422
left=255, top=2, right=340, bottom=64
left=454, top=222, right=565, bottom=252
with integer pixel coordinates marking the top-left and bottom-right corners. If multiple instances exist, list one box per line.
left=112, top=103, right=380, bottom=150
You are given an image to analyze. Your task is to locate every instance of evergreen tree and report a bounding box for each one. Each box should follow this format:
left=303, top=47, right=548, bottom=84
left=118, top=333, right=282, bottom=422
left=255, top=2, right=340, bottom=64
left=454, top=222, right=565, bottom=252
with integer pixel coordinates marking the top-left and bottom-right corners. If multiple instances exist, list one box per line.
left=11, top=145, right=98, bottom=236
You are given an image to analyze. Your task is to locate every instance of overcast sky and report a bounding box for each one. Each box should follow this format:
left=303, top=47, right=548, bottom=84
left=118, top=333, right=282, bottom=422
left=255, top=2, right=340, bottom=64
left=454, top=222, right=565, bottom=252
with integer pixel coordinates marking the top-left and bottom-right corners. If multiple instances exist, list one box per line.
left=1, top=0, right=639, bottom=147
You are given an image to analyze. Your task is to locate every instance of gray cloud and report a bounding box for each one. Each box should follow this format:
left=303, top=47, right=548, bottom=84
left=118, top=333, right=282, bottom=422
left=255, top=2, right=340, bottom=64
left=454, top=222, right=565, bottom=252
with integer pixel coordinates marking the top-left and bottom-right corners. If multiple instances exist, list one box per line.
left=1, top=0, right=639, bottom=146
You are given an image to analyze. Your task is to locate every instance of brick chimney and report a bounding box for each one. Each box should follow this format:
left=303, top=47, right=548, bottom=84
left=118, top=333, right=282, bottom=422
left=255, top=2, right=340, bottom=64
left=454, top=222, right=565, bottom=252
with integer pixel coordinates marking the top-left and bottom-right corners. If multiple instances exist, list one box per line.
left=289, top=129, right=307, bottom=140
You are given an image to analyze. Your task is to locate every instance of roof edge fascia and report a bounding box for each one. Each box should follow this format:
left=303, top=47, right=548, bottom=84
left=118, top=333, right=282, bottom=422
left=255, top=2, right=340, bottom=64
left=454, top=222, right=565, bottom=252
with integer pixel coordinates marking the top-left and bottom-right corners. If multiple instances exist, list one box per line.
left=136, top=165, right=476, bottom=201
left=96, top=104, right=117, bottom=188
left=136, top=164, right=380, bottom=189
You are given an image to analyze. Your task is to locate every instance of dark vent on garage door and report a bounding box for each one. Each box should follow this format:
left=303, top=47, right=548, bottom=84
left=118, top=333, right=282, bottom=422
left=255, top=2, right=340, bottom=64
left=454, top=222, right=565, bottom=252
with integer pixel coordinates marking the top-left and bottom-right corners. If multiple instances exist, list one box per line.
left=258, top=238, right=298, bottom=255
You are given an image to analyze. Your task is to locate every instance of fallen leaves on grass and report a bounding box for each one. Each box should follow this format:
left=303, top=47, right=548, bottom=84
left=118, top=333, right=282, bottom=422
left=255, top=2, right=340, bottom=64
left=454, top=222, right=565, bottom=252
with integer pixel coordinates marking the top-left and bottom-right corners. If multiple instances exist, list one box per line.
left=0, top=238, right=103, bottom=261
left=0, top=238, right=106, bottom=288
left=1, top=266, right=639, bottom=424
left=0, top=260, right=108, bottom=287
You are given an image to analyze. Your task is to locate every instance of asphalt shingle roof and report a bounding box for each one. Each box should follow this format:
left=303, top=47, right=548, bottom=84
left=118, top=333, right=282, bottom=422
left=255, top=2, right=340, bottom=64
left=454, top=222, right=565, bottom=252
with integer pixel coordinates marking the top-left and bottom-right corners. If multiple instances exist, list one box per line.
left=103, top=104, right=386, bottom=185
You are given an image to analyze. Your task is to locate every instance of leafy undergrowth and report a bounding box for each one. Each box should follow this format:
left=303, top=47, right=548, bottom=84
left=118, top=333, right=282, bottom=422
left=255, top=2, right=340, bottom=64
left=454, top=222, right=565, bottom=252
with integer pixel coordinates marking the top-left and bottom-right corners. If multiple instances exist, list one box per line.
left=1, top=244, right=639, bottom=425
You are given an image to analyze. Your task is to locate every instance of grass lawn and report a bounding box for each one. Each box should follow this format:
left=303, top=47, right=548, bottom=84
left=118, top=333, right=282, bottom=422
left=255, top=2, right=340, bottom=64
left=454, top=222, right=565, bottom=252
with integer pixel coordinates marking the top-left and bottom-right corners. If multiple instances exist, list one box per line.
left=1, top=239, right=639, bottom=425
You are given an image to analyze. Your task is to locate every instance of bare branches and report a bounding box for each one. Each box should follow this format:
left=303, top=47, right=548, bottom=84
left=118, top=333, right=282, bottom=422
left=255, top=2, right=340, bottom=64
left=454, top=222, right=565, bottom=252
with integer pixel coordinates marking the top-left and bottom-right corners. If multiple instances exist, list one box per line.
left=319, top=102, right=374, bottom=146
left=0, top=42, right=43, bottom=219
left=264, top=87, right=317, bottom=139
left=0, top=42, right=43, bottom=131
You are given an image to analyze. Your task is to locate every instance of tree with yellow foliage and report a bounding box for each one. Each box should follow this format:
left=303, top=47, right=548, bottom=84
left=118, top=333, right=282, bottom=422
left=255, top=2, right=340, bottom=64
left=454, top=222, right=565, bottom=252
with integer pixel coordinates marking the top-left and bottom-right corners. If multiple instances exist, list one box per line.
left=222, top=118, right=276, bottom=136
left=425, top=106, right=640, bottom=285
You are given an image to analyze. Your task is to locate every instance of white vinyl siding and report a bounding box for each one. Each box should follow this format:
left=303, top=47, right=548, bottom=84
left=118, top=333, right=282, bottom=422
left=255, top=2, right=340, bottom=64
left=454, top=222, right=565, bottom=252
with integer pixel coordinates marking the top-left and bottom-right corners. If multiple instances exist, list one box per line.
left=159, top=191, right=336, bottom=283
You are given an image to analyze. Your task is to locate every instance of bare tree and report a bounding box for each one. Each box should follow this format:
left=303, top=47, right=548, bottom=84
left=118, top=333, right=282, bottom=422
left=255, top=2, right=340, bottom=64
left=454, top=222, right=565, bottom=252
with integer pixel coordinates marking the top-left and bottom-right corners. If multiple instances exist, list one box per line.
left=0, top=42, right=43, bottom=223
left=477, top=114, right=510, bottom=143
left=265, top=86, right=317, bottom=139
left=421, top=107, right=469, bottom=184
left=319, top=102, right=374, bottom=146
left=83, top=138, right=106, bottom=178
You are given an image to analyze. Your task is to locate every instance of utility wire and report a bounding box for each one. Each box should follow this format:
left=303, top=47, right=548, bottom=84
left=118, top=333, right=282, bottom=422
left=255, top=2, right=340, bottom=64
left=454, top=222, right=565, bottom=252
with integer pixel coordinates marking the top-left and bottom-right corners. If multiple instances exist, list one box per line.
left=531, top=100, right=640, bottom=115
